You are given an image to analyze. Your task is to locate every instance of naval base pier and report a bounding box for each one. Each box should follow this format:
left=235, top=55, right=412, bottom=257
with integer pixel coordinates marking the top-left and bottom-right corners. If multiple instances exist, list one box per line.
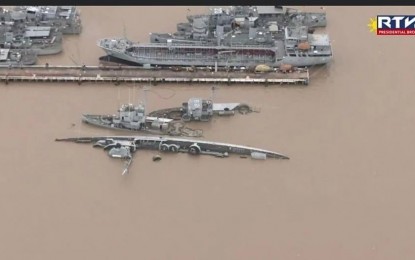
left=0, top=65, right=309, bottom=86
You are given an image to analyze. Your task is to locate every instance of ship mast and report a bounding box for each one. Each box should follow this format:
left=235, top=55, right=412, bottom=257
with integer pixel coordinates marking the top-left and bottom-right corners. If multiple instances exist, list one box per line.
left=211, top=85, right=217, bottom=102
left=142, top=85, right=150, bottom=118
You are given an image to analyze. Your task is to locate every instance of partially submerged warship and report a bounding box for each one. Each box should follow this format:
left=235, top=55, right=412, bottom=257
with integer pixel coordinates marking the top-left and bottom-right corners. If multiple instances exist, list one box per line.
left=98, top=6, right=332, bottom=68
left=0, top=48, right=37, bottom=66
left=82, top=103, right=203, bottom=137
left=56, top=135, right=289, bottom=175
left=148, top=97, right=253, bottom=121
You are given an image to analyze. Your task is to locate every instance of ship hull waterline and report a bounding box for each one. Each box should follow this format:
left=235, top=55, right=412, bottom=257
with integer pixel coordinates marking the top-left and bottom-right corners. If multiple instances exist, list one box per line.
left=101, top=47, right=332, bottom=68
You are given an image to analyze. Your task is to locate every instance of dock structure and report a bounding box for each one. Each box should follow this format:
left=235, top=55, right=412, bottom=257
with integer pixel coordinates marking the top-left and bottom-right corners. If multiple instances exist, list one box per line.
left=0, top=65, right=309, bottom=86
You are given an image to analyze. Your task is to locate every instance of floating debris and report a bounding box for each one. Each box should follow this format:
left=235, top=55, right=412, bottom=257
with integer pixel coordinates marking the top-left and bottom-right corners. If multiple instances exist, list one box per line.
left=152, top=155, right=162, bottom=162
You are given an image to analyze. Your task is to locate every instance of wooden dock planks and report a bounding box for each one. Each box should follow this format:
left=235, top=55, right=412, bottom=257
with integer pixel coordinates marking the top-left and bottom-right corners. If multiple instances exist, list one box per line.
left=0, top=65, right=310, bottom=86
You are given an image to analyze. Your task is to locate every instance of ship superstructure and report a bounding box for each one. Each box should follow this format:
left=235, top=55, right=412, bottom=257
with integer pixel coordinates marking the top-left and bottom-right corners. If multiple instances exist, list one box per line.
left=0, top=6, right=82, bottom=56
left=98, top=6, right=332, bottom=68
left=13, top=6, right=82, bottom=34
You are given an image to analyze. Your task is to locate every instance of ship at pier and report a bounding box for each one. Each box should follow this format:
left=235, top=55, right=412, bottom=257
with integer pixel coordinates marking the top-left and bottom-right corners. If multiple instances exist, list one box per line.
left=0, top=8, right=63, bottom=55
left=12, top=6, right=82, bottom=35
left=0, top=48, right=37, bottom=66
left=0, top=6, right=83, bottom=56
left=98, top=6, right=332, bottom=68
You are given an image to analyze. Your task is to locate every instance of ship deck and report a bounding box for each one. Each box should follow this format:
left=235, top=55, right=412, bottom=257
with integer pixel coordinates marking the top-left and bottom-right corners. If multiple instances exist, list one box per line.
left=0, top=64, right=309, bottom=86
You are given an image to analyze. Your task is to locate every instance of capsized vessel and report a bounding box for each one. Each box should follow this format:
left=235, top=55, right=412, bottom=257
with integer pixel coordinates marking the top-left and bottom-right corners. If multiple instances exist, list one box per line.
left=56, top=135, right=289, bottom=175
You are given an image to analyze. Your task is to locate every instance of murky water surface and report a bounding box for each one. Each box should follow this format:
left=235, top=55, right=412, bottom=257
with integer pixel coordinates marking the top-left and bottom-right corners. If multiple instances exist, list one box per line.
left=1, top=6, right=415, bottom=260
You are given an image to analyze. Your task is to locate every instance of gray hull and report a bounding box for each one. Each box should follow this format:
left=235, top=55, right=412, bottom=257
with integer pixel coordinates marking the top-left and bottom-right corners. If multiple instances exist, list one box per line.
left=82, top=114, right=202, bottom=137
left=0, top=59, right=36, bottom=67
left=32, top=44, right=63, bottom=55
left=62, top=25, right=82, bottom=35
left=98, top=6, right=332, bottom=68
left=31, top=34, right=64, bottom=55
left=102, top=47, right=331, bottom=68
left=0, top=50, right=37, bottom=67
left=82, top=114, right=156, bottom=134
left=56, top=135, right=290, bottom=160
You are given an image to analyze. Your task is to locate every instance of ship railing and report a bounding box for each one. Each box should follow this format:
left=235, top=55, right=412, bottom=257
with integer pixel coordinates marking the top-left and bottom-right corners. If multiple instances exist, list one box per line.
left=127, top=55, right=274, bottom=63
left=98, top=38, right=279, bottom=50
left=133, top=42, right=277, bottom=50
left=286, top=49, right=332, bottom=55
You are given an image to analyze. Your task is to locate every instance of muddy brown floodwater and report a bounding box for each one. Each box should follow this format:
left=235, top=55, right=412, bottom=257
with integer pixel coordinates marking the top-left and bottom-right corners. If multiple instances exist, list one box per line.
left=1, top=6, right=415, bottom=260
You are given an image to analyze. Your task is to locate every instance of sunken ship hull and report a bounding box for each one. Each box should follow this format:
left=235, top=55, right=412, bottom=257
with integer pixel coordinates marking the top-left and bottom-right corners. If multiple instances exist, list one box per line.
left=56, top=135, right=290, bottom=160
left=56, top=135, right=289, bottom=175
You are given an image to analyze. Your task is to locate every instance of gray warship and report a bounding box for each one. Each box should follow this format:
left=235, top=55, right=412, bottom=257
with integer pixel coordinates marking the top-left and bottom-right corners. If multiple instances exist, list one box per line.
left=0, top=8, right=64, bottom=55
left=98, top=6, right=332, bottom=68
left=186, top=6, right=327, bottom=31
left=12, top=6, right=82, bottom=35
left=0, top=48, right=37, bottom=66
left=82, top=103, right=203, bottom=138
left=56, top=135, right=289, bottom=175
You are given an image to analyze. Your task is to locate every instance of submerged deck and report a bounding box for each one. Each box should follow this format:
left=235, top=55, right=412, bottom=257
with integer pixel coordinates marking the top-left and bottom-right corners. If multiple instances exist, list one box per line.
left=0, top=65, right=309, bottom=86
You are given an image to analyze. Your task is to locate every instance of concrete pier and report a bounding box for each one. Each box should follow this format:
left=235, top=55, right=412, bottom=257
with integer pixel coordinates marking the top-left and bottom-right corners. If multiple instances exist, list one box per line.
left=0, top=65, right=309, bottom=86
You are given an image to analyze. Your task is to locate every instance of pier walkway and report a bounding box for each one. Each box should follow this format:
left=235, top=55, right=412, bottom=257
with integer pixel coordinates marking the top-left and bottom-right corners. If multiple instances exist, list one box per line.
left=0, top=65, right=309, bottom=86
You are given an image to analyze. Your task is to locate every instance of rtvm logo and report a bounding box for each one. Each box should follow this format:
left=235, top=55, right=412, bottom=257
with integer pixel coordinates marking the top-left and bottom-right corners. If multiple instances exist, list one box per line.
left=368, top=16, right=415, bottom=35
